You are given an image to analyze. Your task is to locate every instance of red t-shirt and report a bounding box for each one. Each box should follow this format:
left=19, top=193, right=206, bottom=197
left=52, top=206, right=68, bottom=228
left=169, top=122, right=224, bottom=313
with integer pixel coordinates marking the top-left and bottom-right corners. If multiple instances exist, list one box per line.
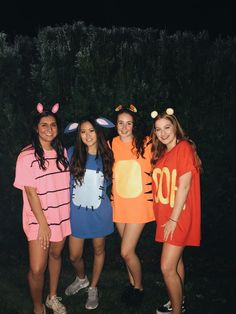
left=152, top=140, right=201, bottom=246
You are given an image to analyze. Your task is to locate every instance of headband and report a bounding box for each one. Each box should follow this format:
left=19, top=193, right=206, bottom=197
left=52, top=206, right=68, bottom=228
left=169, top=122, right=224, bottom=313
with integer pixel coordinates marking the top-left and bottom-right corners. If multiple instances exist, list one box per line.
left=64, top=117, right=115, bottom=134
left=115, top=104, right=137, bottom=113
left=151, top=108, right=174, bottom=119
left=36, top=103, right=59, bottom=114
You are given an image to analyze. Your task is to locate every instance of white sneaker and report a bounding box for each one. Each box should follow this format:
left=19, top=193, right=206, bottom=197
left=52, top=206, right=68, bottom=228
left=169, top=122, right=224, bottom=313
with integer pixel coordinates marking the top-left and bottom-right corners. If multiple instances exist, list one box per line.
left=46, top=295, right=67, bottom=314
left=85, top=287, right=99, bottom=310
left=65, top=275, right=89, bottom=296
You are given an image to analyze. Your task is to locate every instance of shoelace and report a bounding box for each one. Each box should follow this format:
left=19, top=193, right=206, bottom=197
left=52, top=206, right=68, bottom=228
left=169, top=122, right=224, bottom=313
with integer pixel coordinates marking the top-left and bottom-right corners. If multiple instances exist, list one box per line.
left=51, top=297, right=64, bottom=309
left=88, top=288, right=97, bottom=300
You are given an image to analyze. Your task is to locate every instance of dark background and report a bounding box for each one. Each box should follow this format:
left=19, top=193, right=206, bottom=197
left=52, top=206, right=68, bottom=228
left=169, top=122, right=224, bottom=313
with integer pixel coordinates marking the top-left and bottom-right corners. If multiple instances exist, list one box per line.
left=0, top=2, right=235, bottom=313
left=0, top=1, right=235, bottom=39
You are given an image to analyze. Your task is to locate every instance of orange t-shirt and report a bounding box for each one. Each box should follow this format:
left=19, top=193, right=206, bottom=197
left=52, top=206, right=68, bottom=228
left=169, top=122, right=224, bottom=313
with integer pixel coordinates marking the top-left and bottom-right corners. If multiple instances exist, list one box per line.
left=152, top=140, right=201, bottom=246
left=112, top=136, right=155, bottom=223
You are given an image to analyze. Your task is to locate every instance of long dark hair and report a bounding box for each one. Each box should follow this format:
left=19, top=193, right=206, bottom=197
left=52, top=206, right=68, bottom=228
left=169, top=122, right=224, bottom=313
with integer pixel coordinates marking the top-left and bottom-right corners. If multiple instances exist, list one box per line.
left=70, top=117, right=114, bottom=185
left=28, top=110, right=69, bottom=171
left=151, top=112, right=202, bottom=171
left=116, top=108, right=147, bottom=158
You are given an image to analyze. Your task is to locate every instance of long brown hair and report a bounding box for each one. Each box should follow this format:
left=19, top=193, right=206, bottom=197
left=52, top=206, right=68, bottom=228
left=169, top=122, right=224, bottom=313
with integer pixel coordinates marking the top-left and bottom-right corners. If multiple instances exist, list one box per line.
left=151, top=112, right=202, bottom=171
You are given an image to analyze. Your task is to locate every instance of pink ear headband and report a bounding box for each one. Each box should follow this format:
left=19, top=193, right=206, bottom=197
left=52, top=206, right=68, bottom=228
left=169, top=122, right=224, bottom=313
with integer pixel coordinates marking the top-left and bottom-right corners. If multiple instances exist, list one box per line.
left=36, top=103, right=59, bottom=114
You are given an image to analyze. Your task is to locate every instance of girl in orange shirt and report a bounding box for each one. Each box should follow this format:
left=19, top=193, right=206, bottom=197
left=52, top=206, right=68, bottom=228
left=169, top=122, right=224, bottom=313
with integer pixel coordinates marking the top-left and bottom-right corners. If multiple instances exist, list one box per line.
left=151, top=108, right=201, bottom=314
left=111, top=105, right=155, bottom=306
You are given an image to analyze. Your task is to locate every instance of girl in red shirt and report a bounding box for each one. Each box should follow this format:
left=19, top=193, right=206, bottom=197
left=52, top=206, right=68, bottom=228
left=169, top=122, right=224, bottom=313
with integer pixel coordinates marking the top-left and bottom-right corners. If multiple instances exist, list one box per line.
left=151, top=108, right=201, bottom=314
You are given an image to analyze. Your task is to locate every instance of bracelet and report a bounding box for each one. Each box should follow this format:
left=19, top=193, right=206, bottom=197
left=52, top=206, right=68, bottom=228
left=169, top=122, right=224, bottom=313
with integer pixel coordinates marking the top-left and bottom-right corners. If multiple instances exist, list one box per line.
left=169, top=217, right=178, bottom=223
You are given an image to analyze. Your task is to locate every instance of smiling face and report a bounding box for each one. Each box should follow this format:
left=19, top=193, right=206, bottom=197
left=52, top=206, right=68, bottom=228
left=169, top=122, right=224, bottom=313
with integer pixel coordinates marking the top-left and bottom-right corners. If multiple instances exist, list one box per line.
left=80, top=121, right=98, bottom=154
left=116, top=112, right=134, bottom=142
left=154, top=117, right=177, bottom=151
left=36, top=115, right=58, bottom=149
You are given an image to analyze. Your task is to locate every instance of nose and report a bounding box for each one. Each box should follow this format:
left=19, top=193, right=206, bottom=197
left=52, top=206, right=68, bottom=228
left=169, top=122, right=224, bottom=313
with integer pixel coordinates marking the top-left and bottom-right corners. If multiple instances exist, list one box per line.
left=160, top=129, right=166, bottom=136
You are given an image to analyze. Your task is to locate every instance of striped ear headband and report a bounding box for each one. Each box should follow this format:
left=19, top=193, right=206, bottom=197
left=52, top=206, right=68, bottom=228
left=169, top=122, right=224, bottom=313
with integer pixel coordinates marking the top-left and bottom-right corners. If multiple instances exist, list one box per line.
left=151, top=108, right=174, bottom=118
left=115, top=104, right=137, bottom=113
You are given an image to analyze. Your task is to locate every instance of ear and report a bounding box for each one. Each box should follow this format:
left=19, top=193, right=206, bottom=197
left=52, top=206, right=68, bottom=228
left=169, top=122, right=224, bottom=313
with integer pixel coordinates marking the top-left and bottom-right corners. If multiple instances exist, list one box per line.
left=96, top=117, right=115, bottom=128
left=36, top=103, right=44, bottom=113
left=51, top=103, right=59, bottom=113
left=115, top=105, right=123, bottom=112
left=64, top=122, right=79, bottom=133
left=129, top=104, right=137, bottom=112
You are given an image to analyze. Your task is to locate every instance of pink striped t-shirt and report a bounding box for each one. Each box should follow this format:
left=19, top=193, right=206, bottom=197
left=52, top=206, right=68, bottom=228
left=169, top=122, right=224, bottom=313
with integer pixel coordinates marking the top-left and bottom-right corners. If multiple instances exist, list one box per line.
left=14, top=146, right=71, bottom=242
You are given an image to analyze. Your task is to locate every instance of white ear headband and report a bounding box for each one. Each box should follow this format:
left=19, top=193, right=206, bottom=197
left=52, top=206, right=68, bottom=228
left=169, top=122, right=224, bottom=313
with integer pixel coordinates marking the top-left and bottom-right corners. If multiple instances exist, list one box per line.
left=64, top=117, right=115, bottom=134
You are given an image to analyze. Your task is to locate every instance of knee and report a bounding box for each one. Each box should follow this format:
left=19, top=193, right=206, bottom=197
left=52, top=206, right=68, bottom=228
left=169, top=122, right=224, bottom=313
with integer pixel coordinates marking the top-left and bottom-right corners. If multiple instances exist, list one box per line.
left=94, top=245, right=105, bottom=257
left=29, top=265, right=45, bottom=279
left=49, top=248, right=61, bottom=260
left=69, top=253, right=82, bottom=264
left=160, top=261, right=175, bottom=278
left=121, top=248, right=132, bottom=262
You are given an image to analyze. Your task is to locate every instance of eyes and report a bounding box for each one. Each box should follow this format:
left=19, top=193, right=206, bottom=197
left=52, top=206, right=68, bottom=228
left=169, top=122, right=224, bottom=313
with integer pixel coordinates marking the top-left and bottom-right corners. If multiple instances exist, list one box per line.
left=40, top=123, right=57, bottom=128
left=80, top=128, right=95, bottom=134
left=155, top=125, right=171, bottom=132
left=117, top=121, right=133, bottom=127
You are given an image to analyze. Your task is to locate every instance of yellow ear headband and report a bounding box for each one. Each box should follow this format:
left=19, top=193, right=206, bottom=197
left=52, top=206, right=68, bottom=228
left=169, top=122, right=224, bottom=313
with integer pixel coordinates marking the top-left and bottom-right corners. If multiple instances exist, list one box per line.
left=115, top=104, right=138, bottom=113
left=151, top=108, right=174, bottom=118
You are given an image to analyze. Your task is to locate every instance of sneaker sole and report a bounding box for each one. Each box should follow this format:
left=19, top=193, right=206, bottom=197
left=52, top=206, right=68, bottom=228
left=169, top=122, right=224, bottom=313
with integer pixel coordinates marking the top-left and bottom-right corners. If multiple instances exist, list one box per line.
left=156, top=307, right=186, bottom=314
left=65, top=281, right=90, bottom=296
left=85, top=304, right=99, bottom=310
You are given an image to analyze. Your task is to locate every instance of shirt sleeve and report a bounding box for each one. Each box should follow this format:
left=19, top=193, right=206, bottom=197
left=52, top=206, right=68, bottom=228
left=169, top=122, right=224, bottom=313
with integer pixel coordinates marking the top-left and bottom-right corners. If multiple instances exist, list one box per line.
left=13, top=154, right=37, bottom=190
left=177, top=141, right=197, bottom=177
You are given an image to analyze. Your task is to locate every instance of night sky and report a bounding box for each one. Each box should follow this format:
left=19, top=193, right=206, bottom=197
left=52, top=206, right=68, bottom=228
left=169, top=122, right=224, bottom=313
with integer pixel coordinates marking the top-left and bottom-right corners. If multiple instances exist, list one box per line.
left=0, top=1, right=235, bottom=39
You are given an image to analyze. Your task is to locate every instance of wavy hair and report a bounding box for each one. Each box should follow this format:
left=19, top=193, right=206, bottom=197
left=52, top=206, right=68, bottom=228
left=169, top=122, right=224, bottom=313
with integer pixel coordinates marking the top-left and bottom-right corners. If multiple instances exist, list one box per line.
left=151, top=112, right=202, bottom=171
left=115, top=108, right=147, bottom=158
left=70, top=117, right=114, bottom=185
left=29, top=110, right=69, bottom=171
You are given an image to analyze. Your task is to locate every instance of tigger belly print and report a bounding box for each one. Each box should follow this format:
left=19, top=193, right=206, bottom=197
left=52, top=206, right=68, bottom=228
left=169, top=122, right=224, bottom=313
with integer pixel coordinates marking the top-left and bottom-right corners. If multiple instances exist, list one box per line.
left=114, top=160, right=142, bottom=198
left=72, top=169, right=104, bottom=209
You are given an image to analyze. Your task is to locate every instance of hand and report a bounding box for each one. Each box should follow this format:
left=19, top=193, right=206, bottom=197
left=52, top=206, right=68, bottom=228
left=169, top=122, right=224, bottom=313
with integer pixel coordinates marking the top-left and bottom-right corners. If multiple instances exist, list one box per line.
left=38, top=222, right=51, bottom=250
left=161, top=219, right=177, bottom=241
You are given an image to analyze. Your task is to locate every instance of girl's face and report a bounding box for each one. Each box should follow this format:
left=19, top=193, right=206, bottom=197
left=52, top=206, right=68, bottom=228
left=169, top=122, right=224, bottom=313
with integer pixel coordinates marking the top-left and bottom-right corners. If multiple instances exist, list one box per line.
left=37, top=115, right=58, bottom=149
left=117, top=112, right=134, bottom=142
left=154, top=118, right=177, bottom=151
left=80, top=121, right=98, bottom=154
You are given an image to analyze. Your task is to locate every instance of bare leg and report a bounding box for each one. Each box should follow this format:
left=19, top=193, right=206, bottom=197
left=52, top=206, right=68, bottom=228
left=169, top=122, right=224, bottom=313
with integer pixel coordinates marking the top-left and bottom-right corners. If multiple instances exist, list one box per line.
left=177, top=256, right=185, bottom=293
left=28, top=240, right=48, bottom=313
left=116, top=223, right=134, bottom=285
left=117, top=223, right=145, bottom=289
left=69, top=236, right=85, bottom=278
left=48, top=239, right=66, bottom=297
left=161, top=243, right=184, bottom=314
left=90, top=237, right=105, bottom=287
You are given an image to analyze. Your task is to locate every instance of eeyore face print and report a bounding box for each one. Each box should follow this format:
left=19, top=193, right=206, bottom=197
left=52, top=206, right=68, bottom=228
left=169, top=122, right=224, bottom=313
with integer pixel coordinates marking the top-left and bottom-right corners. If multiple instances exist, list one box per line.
left=72, top=169, right=104, bottom=210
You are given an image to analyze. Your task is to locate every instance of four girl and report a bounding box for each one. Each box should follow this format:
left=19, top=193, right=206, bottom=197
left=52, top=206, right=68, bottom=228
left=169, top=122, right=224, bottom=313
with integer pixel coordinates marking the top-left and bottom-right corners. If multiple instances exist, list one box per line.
left=14, top=103, right=201, bottom=313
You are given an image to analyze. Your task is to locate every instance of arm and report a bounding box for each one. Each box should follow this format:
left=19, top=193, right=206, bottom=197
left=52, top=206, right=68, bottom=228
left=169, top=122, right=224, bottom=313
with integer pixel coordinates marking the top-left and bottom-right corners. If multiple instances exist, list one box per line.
left=163, top=171, right=192, bottom=241
left=25, top=186, right=51, bottom=249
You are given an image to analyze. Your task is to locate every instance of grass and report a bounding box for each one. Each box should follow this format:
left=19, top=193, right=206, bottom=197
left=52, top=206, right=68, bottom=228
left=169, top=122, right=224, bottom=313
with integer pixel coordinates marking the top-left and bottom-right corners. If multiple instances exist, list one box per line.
left=0, top=222, right=234, bottom=314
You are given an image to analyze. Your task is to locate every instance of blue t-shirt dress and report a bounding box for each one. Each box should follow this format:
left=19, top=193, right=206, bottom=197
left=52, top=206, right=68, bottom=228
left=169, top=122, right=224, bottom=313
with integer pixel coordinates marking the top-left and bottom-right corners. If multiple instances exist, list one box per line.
left=68, top=147, right=114, bottom=238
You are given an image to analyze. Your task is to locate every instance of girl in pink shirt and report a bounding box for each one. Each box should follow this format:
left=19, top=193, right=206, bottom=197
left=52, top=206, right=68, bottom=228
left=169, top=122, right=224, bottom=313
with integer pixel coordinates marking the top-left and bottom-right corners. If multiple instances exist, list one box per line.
left=14, top=103, right=71, bottom=314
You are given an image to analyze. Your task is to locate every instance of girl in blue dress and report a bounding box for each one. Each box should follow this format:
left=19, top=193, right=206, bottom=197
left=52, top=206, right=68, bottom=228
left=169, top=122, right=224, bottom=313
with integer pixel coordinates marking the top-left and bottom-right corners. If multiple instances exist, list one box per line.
left=64, top=116, right=114, bottom=310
